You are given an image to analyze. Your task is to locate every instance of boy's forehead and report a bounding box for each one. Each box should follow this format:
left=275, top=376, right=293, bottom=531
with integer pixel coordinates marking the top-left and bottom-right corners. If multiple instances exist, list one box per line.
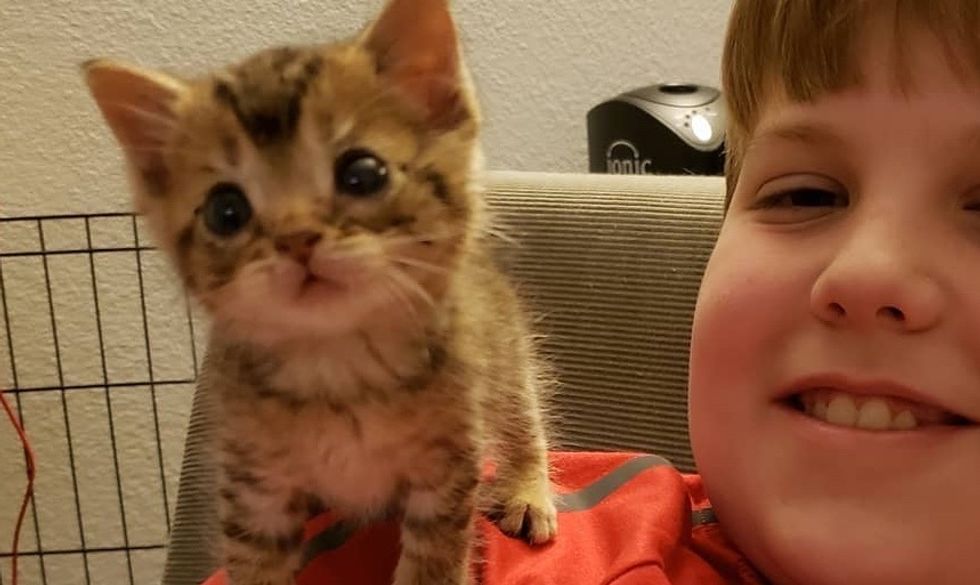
left=746, top=17, right=980, bottom=145
left=729, top=2, right=980, bottom=134
left=858, top=12, right=980, bottom=94
left=722, top=0, right=980, bottom=203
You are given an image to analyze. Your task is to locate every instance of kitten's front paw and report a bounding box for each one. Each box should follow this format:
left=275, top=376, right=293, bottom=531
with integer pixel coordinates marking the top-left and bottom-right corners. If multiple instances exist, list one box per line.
left=490, top=487, right=558, bottom=545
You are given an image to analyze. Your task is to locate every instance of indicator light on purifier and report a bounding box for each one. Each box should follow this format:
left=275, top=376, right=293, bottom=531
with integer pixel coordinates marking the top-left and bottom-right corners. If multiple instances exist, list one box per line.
left=691, top=114, right=713, bottom=143
left=588, top=82, right=727, bottom=175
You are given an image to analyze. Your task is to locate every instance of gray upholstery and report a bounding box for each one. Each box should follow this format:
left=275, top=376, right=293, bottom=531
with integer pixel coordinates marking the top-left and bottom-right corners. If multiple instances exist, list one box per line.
left=161, top=171, right=725, bottom=585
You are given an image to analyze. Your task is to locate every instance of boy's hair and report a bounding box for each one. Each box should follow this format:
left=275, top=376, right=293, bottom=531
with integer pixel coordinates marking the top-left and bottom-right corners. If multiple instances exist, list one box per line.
left=721, top=0, right=980, bottom=202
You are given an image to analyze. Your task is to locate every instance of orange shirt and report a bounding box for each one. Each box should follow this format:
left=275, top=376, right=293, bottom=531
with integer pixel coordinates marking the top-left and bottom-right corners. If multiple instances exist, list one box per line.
left=203, top=452, right=767, bottom=585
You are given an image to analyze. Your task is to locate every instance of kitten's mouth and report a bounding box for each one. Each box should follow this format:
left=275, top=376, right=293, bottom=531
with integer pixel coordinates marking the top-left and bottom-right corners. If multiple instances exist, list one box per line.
left=273, top=260, right=351, bottom=303
left=293, top=269, right=348, bottom=299
left=301, top=272, right=344, bottom=290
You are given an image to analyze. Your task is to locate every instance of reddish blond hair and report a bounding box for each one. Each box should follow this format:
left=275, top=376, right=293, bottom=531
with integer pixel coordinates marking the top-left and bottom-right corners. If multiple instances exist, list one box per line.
left=721, top=0, right=980, bottom=201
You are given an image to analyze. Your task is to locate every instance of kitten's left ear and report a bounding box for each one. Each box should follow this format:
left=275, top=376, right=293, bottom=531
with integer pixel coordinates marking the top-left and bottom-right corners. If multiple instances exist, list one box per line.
left=82, top=59, right=187, bottom=194
left=363, top=0, right=468, bottom=128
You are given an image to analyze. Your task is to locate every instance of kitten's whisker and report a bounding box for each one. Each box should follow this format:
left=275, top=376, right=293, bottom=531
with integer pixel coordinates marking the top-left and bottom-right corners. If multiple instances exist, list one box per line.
left=377, top=274, right=425, bottom=331
left=319, top=250, right=374, bottom=262
left=481, top=226, right=517, bottom=245
left=387, top=267, right=436, bottom=309
left=381, top=229, right=465, bottom=248
left=389, top=256, right=450, bottom=275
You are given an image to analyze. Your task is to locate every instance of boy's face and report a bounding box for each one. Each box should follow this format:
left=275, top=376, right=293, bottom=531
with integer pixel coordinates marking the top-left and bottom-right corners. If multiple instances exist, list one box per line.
left=689, top=23, right=980, bottom=585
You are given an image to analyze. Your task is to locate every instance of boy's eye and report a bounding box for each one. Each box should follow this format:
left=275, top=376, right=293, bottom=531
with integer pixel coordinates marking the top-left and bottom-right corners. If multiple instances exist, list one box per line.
left=759, top=187, right=847, bottom=209
left=750, top=174, right=848, bottom=223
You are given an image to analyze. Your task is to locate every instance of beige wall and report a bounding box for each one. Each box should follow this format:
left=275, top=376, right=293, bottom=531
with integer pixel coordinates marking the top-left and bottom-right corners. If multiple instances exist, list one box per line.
left=0, top=2, right=730, bottom=583
left=0, top=0, right=730, bottom=217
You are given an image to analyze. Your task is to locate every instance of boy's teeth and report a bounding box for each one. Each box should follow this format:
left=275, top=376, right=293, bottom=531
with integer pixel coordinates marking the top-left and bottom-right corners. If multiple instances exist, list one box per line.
left=801, top=391, right=924, bottom=431
left=813, top=399, right=828, bottom=420
left=826, top=395, right=858, bottom=426
left=856, top=399, right=891, bottom=430
left=893, top=410, right=917, bottom=430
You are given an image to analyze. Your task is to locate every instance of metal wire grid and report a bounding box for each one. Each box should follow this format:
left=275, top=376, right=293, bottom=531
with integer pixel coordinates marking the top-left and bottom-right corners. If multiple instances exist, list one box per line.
left=0, top=213, right=203, bottom=585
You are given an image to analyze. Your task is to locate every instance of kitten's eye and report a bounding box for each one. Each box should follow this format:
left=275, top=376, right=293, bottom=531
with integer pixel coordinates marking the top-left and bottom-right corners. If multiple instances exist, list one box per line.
left=335, top=149, right=389, bottom=197
left=202, top=183, right=253, bottom=237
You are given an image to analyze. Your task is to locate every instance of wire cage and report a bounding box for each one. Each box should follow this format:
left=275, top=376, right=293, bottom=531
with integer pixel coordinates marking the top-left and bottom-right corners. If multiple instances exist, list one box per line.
left=0, top=212, right=203, bottom=585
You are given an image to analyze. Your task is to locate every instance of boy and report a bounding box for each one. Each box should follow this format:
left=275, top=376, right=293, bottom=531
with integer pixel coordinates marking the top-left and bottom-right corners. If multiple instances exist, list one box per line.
left=201, top=0, right=980, bottom=583
left=690, top=1, right=980, bottom=583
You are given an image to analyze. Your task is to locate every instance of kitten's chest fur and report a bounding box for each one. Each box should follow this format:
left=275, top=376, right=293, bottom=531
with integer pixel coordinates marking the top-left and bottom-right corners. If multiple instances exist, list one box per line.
left=210, top=317, right=474, bottom=514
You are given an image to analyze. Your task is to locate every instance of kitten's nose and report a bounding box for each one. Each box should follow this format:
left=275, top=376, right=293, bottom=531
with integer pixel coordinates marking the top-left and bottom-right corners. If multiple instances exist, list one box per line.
left=275, top=230, right=322, bottom=264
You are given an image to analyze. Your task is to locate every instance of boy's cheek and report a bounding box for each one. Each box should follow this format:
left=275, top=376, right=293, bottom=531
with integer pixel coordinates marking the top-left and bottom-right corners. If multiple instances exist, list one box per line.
left=689, top=231, right=782, bottom=451
left=688, top=221, right=820, bottom=486
left=690, top=223, right=808, bottom=374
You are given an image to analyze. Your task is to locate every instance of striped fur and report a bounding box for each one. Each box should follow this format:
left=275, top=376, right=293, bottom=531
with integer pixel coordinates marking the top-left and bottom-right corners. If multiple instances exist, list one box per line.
left=83, top=1, right=557, bottom=584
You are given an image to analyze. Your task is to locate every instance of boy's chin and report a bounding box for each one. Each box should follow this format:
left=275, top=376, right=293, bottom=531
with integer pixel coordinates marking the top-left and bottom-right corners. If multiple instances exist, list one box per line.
left=715, top=480, right=976, bottom=585
left=693, top=393, right=980, bottom=585
left=751, top=517, right=943, bottom=585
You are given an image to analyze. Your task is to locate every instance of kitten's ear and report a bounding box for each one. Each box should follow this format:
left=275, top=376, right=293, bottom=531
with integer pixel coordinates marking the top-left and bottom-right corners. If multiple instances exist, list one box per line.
left=82, top=59, right=187, bottom=194
left=363, top=0, right=468, bottom=128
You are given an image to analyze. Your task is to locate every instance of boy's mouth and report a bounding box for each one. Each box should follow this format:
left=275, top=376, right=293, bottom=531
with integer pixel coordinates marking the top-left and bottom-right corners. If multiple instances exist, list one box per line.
left=780, top=374, right=980, bottom=431
left=788, top=390, right=973, bottom=431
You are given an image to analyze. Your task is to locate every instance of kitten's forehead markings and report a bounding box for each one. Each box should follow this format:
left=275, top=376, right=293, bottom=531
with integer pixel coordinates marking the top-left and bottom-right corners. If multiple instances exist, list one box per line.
left=221, top=133, right=240, bottom=168
left=333, top=116, right=356, bottom=143
left=293, top=115, right=333, bottom=198
left=243, top=177, right=271, bottom=215
left=423, top=171, right=451, bottom=204
left=212, top=47, right=325, bottom=149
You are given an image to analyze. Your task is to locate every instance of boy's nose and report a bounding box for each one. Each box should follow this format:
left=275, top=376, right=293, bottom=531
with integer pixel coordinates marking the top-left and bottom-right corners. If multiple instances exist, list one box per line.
left=809, top=226, right=943, bottom=333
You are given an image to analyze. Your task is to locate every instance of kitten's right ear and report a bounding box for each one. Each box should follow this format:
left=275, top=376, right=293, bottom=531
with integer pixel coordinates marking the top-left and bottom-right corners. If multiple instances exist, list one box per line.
left=363, top=0, right=468, bottom=129
left=82, top=59, right=187, bottom=195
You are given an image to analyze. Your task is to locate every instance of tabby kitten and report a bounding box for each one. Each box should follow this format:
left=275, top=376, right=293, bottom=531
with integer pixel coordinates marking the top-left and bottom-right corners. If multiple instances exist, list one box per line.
left=82, top=0, right=557, bottom=584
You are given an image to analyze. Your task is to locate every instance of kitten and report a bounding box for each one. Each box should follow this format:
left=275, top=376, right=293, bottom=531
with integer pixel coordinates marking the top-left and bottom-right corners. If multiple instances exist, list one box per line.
left=82, top=0, right=558, bottom=584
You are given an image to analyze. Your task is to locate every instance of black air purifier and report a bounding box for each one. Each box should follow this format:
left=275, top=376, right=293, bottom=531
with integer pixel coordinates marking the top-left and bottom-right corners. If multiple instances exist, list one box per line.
left=588, top=83, right=726, bottom=175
